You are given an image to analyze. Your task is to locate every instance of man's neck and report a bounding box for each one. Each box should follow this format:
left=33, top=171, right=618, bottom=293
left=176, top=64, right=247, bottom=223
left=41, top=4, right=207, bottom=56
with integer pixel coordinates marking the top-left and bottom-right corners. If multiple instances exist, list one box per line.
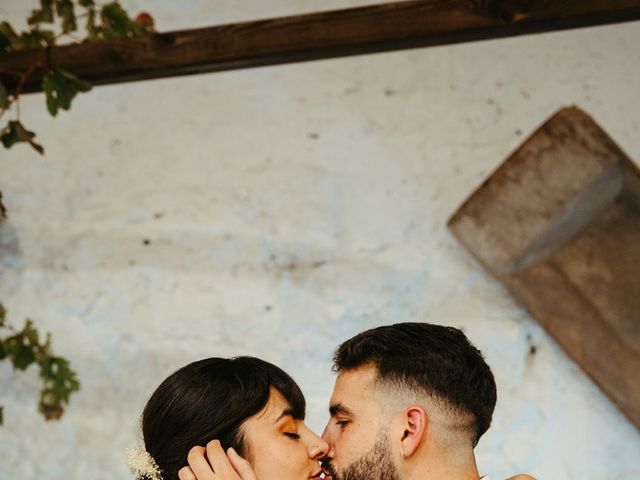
left=402, top=448, right=481, bottom=480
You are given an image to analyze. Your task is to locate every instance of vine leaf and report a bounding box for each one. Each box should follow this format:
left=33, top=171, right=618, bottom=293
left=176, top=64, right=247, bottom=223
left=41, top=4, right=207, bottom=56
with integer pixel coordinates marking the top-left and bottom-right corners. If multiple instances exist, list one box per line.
left=0, top=29, right=9, bottom=52
left=3, top=320, right=39, bottom=370
left=28, top=0, right=55, bottom=25
left=86, top=7, right=100, bottom=39
left=0, top=22, right=21, bottom=51
left=0, top=314, right=81, bottom=422
left=20, top=29, right=56, bottom=49
left=101, top=1, right=144, bottom=38
left=55, top=0, right=77, bottom=33
left=38, top=355, right=80, bottom=420
left=0, top=22, right=54, bottom=51
left=43, top=68, right=92, bottom=117
left=1, top=121, right=45, bottom=154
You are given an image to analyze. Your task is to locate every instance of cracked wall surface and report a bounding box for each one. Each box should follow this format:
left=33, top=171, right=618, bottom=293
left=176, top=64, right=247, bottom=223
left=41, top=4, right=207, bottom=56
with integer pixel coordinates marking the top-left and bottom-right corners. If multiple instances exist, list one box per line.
left=0, top=2, right=639, bottom=479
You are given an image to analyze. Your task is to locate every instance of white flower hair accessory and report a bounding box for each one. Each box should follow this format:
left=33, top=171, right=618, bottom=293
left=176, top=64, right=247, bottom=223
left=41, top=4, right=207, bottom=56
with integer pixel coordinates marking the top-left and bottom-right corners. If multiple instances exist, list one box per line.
left=126, top=446, right=163, bottom=480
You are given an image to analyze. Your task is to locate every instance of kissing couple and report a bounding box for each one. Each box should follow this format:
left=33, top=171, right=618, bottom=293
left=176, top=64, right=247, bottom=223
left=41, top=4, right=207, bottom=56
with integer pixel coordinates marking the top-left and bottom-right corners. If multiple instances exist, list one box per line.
left=128, top=322, right=534, bottom=480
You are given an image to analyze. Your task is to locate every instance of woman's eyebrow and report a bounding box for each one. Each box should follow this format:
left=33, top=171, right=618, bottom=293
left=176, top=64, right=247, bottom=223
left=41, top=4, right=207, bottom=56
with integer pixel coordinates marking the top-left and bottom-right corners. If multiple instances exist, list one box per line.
left=274, top=407, right=294, bottom=423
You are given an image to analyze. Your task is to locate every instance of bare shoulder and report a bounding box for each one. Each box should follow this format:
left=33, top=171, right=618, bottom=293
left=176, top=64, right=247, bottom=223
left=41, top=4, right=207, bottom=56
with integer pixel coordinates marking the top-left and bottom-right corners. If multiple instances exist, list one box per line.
left=506, top=475, right=536, bottom=480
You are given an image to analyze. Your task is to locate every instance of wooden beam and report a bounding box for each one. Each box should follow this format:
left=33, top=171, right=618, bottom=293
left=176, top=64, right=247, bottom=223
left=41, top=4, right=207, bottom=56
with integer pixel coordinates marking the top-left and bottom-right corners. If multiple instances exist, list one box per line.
left=2, top=0, right=640, bottom=93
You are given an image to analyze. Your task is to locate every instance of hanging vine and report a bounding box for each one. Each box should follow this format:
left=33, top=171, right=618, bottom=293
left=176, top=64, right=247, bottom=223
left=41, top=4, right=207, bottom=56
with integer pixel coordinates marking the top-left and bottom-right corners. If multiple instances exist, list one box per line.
left=0, top=0, right=154, bottom=154
left=0, top=0, right=155, bottom=425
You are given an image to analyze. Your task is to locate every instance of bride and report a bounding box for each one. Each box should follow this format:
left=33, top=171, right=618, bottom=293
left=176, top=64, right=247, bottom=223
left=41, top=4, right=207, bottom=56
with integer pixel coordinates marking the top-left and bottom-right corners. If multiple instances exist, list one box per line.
left=129, top=356, right=326, bottom=480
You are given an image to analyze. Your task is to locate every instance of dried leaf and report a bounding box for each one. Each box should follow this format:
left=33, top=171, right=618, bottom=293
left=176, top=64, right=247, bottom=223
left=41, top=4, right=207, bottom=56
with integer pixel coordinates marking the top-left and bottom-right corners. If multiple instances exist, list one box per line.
left=134, top=12, right=155, bottom=33
left=39, top=401, right=64, bottom=420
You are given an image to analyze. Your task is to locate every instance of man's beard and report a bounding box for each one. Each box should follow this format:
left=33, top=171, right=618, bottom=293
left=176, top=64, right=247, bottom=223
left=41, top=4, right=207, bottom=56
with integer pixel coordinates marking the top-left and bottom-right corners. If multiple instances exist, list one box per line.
left=322, top=430, right=400, bottom=480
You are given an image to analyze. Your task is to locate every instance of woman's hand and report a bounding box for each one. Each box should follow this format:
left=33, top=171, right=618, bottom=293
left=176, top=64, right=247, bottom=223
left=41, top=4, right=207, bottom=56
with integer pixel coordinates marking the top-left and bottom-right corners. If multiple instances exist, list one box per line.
left=178, top=440, right=257, bottom=480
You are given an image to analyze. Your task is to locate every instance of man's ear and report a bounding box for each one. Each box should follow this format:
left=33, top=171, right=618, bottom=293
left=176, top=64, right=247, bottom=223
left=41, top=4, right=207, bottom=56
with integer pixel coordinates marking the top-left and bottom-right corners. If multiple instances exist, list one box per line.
left=399, top=406, right=427, bottom=459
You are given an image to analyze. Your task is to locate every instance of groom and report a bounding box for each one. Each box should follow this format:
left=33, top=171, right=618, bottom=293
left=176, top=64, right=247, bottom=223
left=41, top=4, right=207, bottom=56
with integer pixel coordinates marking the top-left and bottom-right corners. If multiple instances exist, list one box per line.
left=181, top=322, right=534, bottom=480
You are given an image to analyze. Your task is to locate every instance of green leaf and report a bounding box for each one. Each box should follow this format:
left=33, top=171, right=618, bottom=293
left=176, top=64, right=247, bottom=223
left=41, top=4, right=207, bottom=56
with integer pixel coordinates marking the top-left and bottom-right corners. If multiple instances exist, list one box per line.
left=58, top=69, right=92, bottom=92
left=19, top=29, right=55, bottom=50
left=1, top=121, right=45, bottom=154
left=38, top=354, right=80, bottom=420
left=85, top=8, right=100, bottom=39
left=43, top=68, right=92, bottom=117
left=0, top=22, right=24, bottom=51
left=4, top=335, right=36, bottom=370
left=28, top=0, right=55, bottom=25
left=0, top=31, right=10, bottom=52
left=101, top=1, right=142, bottom=38
left=79, top=0, right=95, bottom=7
left=23, top=319, right=40, bottom=346
left=55, top=0, right=77, bottom=33
left=14, top=344, right=36, bottom=369
left=42, top=74, right=59, bottom=116
left=0, top=315, right=80, bottom=424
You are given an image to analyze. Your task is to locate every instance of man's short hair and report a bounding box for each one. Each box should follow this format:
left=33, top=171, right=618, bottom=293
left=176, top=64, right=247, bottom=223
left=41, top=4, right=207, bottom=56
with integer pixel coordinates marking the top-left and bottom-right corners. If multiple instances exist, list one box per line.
left=333, top=322, right=497, bottom=445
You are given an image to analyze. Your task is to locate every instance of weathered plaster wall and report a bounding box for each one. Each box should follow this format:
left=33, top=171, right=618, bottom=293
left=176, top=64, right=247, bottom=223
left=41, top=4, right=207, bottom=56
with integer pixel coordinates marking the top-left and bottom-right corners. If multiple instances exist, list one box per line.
left=1, top=2, right=639, bottom=479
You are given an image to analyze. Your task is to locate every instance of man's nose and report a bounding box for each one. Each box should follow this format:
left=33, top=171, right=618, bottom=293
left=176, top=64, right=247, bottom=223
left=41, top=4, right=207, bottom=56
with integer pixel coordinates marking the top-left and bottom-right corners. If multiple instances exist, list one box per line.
left=321, top=423, right=335, bottom=454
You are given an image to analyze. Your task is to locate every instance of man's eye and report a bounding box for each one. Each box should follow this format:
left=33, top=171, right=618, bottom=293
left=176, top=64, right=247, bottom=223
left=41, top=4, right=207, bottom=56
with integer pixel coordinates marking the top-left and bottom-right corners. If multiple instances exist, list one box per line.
left=336, top=420, right=350, bottom=429
left=284, top=432, right=301, bottom=439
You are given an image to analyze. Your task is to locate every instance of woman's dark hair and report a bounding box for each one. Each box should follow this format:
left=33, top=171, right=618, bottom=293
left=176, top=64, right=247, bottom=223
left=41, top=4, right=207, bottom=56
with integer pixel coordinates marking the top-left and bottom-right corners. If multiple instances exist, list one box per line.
left=333, top=322, right=497, bottom=446
left=141, top=356, right=306, bottom=480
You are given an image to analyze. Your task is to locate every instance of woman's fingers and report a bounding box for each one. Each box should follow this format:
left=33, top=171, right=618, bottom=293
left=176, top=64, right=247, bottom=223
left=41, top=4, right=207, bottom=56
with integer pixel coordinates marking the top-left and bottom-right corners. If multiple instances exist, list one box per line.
left=227, top=447, right=258, bottom=480
left=187, top=446, right=217, bottom=480
left=206, top=440, right=239, bottom=479
left=184, top=442, right=249, bottom=480
left=178, top=466, right=197, bottom=480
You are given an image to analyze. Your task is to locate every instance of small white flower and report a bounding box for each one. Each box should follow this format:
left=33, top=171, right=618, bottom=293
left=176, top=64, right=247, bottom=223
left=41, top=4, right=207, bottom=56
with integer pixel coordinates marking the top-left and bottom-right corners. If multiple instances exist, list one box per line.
left=126, top=446, right=163, bottom=480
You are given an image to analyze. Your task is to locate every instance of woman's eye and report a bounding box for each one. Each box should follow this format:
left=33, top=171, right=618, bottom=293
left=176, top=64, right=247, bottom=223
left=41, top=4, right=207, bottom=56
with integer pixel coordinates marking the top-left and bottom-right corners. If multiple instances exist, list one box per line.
left=284, top=432, right=301, bottom=439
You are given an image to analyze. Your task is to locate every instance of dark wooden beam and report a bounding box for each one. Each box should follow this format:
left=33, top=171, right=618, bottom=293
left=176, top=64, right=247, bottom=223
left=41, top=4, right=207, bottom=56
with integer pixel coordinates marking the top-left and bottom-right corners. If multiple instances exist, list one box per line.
left=2, top=0, right=640, bottom=94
